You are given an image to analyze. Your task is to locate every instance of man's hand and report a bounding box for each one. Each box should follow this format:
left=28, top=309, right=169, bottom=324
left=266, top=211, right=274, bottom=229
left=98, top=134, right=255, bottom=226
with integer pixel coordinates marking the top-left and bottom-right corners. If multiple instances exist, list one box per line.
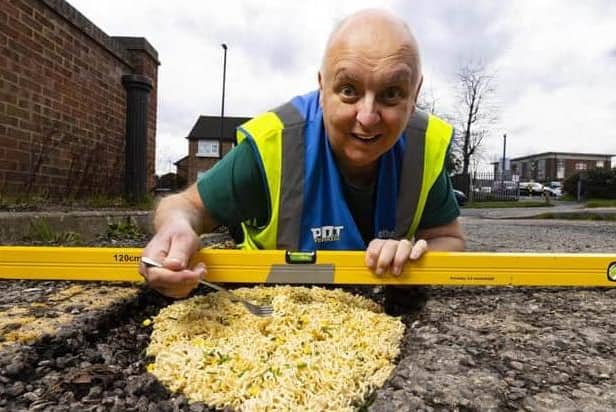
left=139, top=220, right=203, bottom=299
left=140, top=184, right=220, bottom=298
left=364, top=219, right=465, bottom=276
left=365, top=238, right=428, bottom=276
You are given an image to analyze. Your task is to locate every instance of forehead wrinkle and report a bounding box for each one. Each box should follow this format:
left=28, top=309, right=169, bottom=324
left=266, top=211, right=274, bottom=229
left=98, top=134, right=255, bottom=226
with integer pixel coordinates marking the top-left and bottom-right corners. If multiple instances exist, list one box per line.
left=325, top=45, right=418, bottom=81
left=333, top=67, right=413, bottom=85
left=328, top=55, right=415, bottom=87
left=382, top=69, right=413, bottom=84
left=328, top=43, right=415, bottom=65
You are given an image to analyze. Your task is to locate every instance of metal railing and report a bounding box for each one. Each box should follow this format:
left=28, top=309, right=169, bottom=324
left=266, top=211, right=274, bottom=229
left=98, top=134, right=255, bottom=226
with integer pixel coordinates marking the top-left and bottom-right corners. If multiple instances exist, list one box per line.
left=452, top=172, right=520, bottom=202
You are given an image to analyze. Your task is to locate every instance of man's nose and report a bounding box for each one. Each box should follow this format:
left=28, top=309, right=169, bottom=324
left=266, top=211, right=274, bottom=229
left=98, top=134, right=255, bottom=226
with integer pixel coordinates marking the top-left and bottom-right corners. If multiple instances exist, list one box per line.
left=356, top=96, right=380, bottom=127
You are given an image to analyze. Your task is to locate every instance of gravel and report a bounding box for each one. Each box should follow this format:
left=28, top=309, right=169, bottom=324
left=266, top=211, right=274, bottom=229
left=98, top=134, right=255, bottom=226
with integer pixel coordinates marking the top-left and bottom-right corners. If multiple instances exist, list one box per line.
left=1, top=216, right=615, bottom=411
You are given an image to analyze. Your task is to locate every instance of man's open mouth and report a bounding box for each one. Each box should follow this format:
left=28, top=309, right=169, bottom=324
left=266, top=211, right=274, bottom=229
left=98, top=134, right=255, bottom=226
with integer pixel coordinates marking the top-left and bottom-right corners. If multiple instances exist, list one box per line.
left=350, top=133, right=382, bottom=143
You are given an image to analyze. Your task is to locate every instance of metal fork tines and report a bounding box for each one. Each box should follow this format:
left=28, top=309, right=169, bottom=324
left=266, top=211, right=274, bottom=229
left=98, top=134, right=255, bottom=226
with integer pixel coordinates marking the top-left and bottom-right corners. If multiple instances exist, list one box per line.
left=197, top=279, right=273, bottom=317
left=141, top=257, right=273, bottom=317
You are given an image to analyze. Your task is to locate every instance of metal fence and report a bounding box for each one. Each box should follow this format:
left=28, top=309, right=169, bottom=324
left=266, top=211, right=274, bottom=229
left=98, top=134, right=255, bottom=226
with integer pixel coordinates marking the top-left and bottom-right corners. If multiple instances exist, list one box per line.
left=452, top=172, right=520, bottom=202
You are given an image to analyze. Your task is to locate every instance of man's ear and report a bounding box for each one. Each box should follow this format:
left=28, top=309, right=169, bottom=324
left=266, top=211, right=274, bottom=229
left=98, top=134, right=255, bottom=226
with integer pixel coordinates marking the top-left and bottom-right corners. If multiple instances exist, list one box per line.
left=318, top=71, right=325, bottom=106
left=414, top=75, right=424, bottom=104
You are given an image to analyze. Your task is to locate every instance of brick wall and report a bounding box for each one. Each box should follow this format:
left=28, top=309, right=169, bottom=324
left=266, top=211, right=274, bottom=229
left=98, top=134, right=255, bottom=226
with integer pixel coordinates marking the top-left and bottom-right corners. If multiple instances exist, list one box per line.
left=0, top=0, right=158, bottom=199
left=564, top=159, right=599, bottom=178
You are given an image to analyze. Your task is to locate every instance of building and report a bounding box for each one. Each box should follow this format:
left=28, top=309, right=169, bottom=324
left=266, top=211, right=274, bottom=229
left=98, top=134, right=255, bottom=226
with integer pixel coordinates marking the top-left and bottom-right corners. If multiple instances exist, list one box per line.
left=175, top=115, right=250, bottom=184
left=0, top=0, right=159, bottom=199
left=493, top=152, right=614, bottom=182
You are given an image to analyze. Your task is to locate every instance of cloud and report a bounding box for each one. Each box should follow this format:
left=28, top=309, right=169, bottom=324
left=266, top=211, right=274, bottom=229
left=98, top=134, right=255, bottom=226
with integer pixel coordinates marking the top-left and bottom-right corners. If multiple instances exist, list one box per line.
left=395, top=0, right=513, bottom=73
left=67, top=0, right=616, bottom=173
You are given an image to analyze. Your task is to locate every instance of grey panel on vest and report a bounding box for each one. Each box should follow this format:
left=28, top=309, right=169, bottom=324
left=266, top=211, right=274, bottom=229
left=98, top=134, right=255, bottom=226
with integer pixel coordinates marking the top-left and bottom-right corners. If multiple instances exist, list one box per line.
left=274, top=102, right=305, bottom=250
left=266, top=264, right=335, bottom=284
left=394, top=110, right=428, bottom=238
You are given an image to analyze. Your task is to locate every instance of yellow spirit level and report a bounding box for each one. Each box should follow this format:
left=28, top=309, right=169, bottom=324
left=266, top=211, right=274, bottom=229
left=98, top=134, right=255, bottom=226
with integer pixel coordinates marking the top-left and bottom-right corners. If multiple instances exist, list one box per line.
left=0, top=246, right=615, bottom=287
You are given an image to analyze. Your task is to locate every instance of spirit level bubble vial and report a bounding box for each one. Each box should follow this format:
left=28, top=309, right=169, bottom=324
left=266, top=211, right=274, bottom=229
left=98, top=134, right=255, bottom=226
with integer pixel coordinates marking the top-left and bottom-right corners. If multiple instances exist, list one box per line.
left=608, top=262, right=616, bottom=282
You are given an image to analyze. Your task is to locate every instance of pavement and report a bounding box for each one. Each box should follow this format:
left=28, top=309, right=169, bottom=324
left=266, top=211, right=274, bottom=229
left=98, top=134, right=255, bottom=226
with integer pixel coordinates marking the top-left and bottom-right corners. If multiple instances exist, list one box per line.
left=460, top=200, right=616, bottom=220
left=0, top=201, right=614, bottom=244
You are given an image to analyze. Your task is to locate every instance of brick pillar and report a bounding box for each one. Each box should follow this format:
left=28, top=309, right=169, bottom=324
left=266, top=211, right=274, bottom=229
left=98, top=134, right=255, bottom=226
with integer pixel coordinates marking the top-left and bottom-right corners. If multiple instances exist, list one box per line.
left=114, top=37, right=160, bottom=193
left=122, top=75, right=152, bottom=203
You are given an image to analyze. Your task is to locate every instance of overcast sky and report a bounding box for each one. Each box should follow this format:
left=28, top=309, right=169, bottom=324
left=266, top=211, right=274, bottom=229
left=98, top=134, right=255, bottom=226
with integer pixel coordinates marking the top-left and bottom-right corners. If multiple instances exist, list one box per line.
left=68, top=0, right=616, bottom=174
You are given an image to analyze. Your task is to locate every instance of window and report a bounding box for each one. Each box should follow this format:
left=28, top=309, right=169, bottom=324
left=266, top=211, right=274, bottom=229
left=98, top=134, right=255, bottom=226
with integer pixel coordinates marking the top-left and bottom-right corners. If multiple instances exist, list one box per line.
left=575, top=162, right=587, bottom=171
left=537, top=159, right=545, bottom=180
left=556, top=159, right=565, bottom=179
left=596, top=161, right=604, bottom=168
left=521, top=162, right=528, bottom=178
left=197, top=140, right=219, bottom=157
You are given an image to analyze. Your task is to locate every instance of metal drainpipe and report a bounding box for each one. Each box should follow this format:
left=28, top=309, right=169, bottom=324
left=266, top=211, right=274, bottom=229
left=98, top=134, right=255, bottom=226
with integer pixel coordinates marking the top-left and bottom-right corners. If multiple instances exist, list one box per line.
left=122, top=74, right=153, bottom=204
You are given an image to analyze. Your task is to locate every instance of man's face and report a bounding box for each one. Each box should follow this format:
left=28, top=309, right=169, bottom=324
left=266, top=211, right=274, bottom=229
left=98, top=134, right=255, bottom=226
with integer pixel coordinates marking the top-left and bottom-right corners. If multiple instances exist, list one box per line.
left=319, top=38, right=420, bottom=176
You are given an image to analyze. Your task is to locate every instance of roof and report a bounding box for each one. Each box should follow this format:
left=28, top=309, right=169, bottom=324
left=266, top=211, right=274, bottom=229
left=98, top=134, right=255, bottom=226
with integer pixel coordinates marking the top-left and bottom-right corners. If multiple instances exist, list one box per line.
left=186, top=115, right=251, bottom=142
left=174, top=155, right=188, bottom=166
left=509, top=152, right=616, bottom=162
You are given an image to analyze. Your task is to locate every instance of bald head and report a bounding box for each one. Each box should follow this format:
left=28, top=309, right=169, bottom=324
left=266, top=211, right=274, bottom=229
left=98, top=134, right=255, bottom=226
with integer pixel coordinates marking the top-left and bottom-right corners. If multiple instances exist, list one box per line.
left=317, top=9, right=424, bottom=182
left=322, top=9, right=421, bottom=88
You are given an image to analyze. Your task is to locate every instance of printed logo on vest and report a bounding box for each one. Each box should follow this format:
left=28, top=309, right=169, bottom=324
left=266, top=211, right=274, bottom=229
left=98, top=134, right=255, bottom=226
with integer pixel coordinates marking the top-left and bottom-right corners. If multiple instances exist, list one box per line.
left=310, top=225, right=344, bottom=243
left=376, top=230, right=395, bottom=239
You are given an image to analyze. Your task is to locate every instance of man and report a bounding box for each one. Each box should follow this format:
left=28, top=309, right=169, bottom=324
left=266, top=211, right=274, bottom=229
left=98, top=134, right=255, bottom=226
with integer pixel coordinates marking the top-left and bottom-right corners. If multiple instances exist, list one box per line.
left=140, top=9, right=465, bottom=300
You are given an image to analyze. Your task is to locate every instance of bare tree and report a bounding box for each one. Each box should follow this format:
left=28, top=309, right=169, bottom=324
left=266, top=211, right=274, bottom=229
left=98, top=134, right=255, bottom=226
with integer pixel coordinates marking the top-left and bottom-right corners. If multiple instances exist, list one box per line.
left=453, top=61, right=497, bottom=176
left=416, top=86, right=441, bottom=114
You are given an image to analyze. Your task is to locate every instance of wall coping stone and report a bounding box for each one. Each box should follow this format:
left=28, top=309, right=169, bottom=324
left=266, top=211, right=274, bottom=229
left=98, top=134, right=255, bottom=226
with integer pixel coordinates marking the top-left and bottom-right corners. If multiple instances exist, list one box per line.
left=40, top=0, right=159, bottom=69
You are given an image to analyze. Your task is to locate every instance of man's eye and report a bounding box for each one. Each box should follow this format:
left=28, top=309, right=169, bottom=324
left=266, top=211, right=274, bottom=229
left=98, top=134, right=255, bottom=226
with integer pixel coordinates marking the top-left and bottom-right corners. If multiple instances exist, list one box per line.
left=382, top=87, right=403, bottom=101
left=339, top=85, right=357, bottom=98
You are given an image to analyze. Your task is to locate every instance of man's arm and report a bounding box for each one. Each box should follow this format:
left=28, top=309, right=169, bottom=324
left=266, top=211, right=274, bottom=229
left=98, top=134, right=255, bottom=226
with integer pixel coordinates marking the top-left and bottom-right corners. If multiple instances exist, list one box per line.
left=153, top=182, right=218, bottom=235
left=140, top=141, right=268, bottom=298
left=415, top=217, right=465, bottom=251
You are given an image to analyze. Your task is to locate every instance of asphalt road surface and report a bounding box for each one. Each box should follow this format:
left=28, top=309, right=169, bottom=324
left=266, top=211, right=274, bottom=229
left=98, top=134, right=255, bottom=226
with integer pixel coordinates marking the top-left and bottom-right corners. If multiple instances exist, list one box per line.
left=1, top=215, right=615, bottom=411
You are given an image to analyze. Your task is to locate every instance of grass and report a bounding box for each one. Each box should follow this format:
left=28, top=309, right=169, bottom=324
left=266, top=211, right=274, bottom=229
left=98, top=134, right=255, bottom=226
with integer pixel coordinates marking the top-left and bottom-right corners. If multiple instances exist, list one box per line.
left=98, top=216, right=148, bottom=241
left=464, top=201, right=553, bottom=209
left=0, top=194, right=46, bottom=212
left=27, top=218, right=81, bottom=244
left=84, top=194, right=156, bottom=209
left=532, top=212, right=616, bottom=221
left=584, top=199, right=616, bottom=208
left=0, top=193, right=154, bottom=211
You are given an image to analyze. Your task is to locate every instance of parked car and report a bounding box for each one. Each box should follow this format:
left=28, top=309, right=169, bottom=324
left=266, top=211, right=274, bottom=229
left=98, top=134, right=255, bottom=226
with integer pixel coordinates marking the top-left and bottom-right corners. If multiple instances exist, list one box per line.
left=492, top=181, right=517, bottom=192
left=453, top=189, right=467, bottom=206
left=548, top=181, right=562, bottom=190
left=543, top=186, right=562, bottom=198
left=471, top=186, right=492, bottom=194
left=519, top=182, right=544, bottom=196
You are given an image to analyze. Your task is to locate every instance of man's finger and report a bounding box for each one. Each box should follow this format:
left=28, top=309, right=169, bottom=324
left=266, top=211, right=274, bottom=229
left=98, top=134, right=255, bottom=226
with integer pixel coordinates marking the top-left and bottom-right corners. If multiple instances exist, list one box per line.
left=392, top=239, right=413, bottom=276
left=375, top=239, right=399, bottom=275
left=365, top=239, right=385, bottom=269
left=138, top=262, right=150, bottom=280
left=164, top=233, right=199, bottom=270
left=409, top=239, right=428, bottom=260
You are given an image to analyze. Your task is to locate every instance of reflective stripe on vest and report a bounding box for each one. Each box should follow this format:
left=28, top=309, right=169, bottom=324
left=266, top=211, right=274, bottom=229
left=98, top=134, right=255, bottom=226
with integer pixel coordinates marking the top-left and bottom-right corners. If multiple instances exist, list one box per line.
left=236, top=102, right=452, bottom=250
left=395, top=110, right=454, bottom=238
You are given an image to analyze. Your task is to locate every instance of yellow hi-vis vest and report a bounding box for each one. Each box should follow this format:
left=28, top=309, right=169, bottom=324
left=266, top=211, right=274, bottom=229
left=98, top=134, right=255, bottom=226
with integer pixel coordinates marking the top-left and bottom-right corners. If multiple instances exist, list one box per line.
left=235, top=99, right=453, bottom=250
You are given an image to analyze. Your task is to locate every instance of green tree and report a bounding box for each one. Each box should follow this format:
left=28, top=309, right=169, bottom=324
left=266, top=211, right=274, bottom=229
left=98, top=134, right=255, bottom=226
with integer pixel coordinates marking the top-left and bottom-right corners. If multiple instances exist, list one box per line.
left=564, top=169, right=616, bottom=199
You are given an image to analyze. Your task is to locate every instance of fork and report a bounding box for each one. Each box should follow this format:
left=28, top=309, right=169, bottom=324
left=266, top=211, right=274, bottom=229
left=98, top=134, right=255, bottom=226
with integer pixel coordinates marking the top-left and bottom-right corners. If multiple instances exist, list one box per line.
left=140, top=256, right=273, bottom=317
